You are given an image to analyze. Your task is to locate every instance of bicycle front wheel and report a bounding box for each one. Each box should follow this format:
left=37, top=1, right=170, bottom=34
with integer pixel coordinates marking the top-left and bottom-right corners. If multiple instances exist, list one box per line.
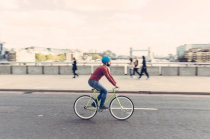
left=109, top=96, right=134, bottom=120
left=74, top=95, right=97, bottom=120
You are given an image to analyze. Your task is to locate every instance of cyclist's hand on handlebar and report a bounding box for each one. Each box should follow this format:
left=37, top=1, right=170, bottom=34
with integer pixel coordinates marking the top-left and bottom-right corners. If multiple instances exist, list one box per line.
left=115, top=86, right=119, bottom=88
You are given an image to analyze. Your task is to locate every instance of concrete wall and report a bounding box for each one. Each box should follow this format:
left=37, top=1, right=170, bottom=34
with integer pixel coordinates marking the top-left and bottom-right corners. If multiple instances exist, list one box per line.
left=77, top=66, right=91, bottom=75
left=44, top=66, right=59, bottom=75
left=128, top=67, right=159, bottom=76
left=93, top=65, right=125, bottom=75
left=110, top=66, right=125, bottom=75
left=0, top=66, right=11, bottom=74
left=147, top=67, right=160, bottom=76
left=93, top=65, right=100, bottom=73
left=12, top=66, right=27, bottom=75
left=197, top=67, right=210, bottom=76
left=0, top=65, right=210, bottom=76
left=161, top=67, right=178, bottom=76
left=28, top=66, right=42, bottom=75
left=179, top=67, right=196, bottom=76
left=60, top=66, right=72, bottom=75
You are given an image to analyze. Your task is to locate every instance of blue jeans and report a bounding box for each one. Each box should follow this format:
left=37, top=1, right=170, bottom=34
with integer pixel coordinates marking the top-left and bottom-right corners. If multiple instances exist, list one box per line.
left=88, top=80, right=108, bottom=108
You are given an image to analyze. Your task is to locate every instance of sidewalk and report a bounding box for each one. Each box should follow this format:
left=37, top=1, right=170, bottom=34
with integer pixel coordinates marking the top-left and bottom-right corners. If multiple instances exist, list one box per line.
left=0, top=75, right=210, bottom=95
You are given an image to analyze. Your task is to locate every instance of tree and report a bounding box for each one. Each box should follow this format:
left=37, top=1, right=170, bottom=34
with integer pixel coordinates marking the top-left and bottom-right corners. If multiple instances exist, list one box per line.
left=57, top=54, right=65, bottom=61
left=45, top=54, right=54, bottom=61
left=35, top=53, right=66, bottom=61
left=35, top=53, right=46, bottom=61
left=92, top=54, right=101, bottom=60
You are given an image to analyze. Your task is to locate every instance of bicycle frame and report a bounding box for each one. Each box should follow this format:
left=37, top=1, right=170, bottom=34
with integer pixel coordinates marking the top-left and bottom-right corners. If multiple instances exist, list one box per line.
left=89, top=88, right=123, bottom=109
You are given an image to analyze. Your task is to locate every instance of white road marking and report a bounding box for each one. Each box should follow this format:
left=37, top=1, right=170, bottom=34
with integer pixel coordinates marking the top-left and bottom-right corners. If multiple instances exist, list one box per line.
left=111, top=107, right=158, bottom=111
left=134, top=108, right=158, bottom=110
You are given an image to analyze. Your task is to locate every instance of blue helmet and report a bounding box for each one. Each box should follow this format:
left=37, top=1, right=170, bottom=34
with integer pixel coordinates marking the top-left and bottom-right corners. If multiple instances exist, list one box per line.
left=102, top=56, right=111, bottom=64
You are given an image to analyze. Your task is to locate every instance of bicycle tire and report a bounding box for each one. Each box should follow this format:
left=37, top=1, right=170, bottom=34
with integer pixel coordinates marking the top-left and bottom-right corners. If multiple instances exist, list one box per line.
left=73, top=95, right=97, bottom=120
left=109, top=96, right=134, bottom=120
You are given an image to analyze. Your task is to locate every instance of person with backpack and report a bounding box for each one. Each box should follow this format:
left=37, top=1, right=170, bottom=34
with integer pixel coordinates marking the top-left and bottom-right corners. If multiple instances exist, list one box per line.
left=133, top=57, right=140, bottom=77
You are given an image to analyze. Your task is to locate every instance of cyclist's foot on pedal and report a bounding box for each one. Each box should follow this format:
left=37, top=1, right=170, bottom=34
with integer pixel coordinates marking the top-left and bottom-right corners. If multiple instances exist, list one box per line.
left=99, top=106, right=108, bottom=110
left=98, top=106, right=108, bottom=112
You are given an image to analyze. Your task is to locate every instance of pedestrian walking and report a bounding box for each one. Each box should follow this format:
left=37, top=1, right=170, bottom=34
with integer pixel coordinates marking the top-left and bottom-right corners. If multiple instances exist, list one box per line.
left=133, top=57, right=140, bottom=76
left=128, top=58, right=134, bottom=77
left=72, top=57, right=79, bottom=78
left=139, top=56, right=149, bottom=79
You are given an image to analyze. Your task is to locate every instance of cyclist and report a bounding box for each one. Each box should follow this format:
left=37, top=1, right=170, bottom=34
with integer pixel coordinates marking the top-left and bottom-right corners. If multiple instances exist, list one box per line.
left=88, top=56, right=118, bottom=110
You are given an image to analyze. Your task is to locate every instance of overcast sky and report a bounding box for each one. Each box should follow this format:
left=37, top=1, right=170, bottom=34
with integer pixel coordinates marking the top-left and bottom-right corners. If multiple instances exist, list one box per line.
left=0, top=0, right=210, bottom=56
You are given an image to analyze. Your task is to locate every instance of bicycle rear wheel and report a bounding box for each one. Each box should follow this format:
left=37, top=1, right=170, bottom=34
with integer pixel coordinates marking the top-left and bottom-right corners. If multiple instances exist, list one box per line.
left=109, top=96, right=134, bottom=120
left=74, top=95, right=97, bottom=120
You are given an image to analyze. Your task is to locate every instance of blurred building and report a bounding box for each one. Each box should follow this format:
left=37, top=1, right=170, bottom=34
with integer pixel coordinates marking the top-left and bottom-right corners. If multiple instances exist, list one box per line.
left=177, top=44, right=210, bottom=58
left=0, top=43, right=3, bottom=59
left=8, top=48, right=35, bottom=62
left=64, top=50, right=83, bottom=62
left=184, top=48, right=210, bottom=62
left=0, top=42, right=9, bottom=61
left=8, top=49, right=16, bottom=62
left=10, top=47, right=84, bottom=62
left=16, top=49, right=35, bottom=62
left=65, top=53, right=73, bottom=61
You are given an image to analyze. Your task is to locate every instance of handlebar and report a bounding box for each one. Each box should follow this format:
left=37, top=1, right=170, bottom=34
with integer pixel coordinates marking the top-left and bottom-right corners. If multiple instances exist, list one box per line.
left=113, top=87, right=119, bottom=91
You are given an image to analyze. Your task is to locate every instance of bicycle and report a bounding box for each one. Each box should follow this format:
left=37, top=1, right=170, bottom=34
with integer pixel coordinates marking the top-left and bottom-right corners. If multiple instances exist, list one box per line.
left=73, top=87, right=134, bottom=120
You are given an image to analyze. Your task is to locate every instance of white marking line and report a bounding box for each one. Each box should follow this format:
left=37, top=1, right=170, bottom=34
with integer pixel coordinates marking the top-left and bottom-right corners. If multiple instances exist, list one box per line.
left=111, top=108, right=158, bottom=111
left=135, top=108, right=158, bottom=111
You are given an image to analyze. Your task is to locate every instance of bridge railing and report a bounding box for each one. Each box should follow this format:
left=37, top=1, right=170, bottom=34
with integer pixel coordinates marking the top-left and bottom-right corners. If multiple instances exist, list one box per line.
left=1, top=61, right=210, bottom=67
left=0, top=61, right=210, bottom=76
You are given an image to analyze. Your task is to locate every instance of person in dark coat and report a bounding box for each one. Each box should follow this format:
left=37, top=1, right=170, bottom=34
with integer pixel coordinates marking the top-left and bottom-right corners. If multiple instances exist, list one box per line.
left=72, top=57, right=79, bottom=78
left=138, top=56, right=149, bottom=79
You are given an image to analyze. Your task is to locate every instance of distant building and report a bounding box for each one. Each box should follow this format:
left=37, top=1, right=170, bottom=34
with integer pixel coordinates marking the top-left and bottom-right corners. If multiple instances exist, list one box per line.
left=65, top=53, right=73, bottom=61
left=25, top=47, right=58, bottom=55
left=82, top=55, right=92, bottom=61
left=0, top=43, right=2, bottom=52
left=0, top=42, right=9, bottom=60
left=26, top=47, right=83, bottom=62
left=167, top=54, right=176, bottom=62
left=177, top=44, right=210, bottom=58
left=117, top=55, right=130, bottom=60
left=8, top=49, right=16, bottom=62
left=4, top=46, right=84, bottom=62
left=16, top=49, right=35, bottom=62
left=184, top=48, right=210, bottom=62
left=9, top=48, right=35, bottom=62
left=0, top=43, right=3, bottom=59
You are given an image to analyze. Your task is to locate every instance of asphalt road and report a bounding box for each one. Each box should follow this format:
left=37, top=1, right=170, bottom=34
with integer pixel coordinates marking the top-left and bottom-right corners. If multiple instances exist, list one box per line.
left=0, top=92, right=210, bottom=139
